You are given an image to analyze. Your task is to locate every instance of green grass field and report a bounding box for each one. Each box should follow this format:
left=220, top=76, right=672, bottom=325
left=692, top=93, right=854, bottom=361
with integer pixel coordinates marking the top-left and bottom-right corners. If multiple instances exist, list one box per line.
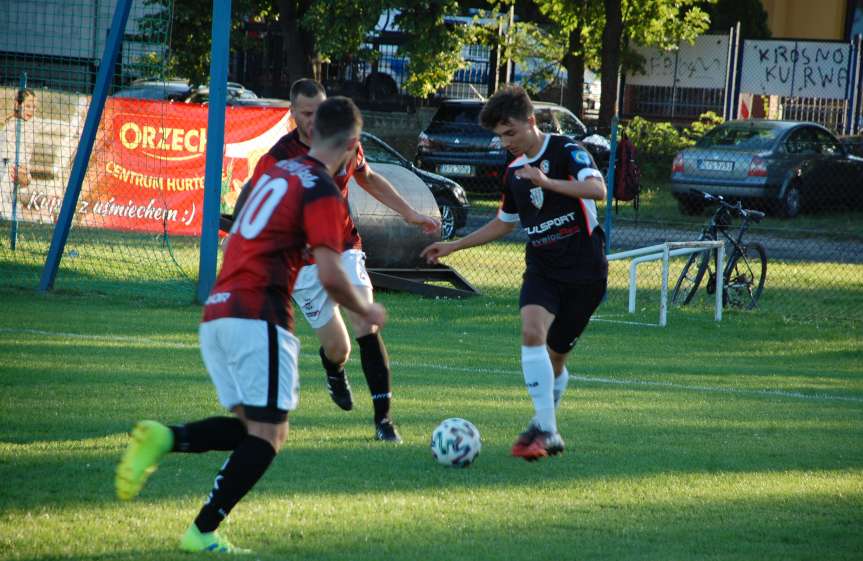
left=1, top=285, right=861, bottom=561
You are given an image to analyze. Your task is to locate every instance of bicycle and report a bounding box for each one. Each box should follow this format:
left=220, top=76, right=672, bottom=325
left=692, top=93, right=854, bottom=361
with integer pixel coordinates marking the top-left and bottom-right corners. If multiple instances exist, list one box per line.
left=671, top=190, right=768, bottom=310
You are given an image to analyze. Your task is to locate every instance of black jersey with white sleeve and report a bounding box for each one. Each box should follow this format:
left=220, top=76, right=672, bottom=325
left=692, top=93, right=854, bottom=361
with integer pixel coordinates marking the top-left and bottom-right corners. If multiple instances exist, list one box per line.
left=497, top=134, right=608, bottom=282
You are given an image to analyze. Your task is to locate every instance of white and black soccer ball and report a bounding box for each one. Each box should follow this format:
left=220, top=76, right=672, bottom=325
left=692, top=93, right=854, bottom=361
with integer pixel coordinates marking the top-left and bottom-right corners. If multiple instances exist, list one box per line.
left=430, top=418, right=481, bottom=468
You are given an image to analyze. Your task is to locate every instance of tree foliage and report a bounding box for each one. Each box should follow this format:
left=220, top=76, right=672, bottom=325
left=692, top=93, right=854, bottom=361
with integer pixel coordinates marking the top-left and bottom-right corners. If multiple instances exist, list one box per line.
left=396, top=5, right=477, bottom=97
left=144, top=0, right=718, bottom=120
left=141, top=0, right=275, bottom=86
left=301, top=0, right=387, bottom=62
left=705, top=0, right=770, bottom=39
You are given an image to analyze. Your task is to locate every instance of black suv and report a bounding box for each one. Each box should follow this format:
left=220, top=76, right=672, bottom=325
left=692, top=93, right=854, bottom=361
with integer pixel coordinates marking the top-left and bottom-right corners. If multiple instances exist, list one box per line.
left=415, top=99, right=610, bottom=191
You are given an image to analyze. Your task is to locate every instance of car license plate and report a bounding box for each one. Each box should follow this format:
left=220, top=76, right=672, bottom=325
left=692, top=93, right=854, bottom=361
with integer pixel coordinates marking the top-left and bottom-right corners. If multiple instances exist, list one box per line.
left=439, top=164, right=474, bottom=176
left=698, top=159, right=734, bottom=172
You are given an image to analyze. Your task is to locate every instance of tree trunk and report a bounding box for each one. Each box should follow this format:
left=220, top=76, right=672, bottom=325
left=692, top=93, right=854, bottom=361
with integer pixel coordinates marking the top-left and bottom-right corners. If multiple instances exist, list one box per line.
left=599, top=0, right=622, bottom=128
left=563, top=27, right=585, bottom=120
left=279, top=0, right=314, bottom=90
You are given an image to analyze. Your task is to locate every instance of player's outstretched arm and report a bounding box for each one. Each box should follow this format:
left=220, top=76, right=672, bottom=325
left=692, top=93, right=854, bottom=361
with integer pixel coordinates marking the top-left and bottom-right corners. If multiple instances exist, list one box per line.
left=313, top=246, right=386, bottom=328
left=421, top=217, right=516, bottom=264
left=355, top=164, right=441, bottom=235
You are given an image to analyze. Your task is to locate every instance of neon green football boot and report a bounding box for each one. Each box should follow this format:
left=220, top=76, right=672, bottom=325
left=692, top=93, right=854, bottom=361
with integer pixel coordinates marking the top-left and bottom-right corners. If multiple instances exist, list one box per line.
left=115, top=420, right=173, bottom=501
left=180, top=524, right=250, bottom=554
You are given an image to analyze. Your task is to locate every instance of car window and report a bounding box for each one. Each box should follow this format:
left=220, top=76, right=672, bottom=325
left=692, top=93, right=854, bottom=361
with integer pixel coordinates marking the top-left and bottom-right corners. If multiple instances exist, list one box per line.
left=115, top=86, right=181, bottom=100
left=785, top=127, right=819, bottom=155
left=553, top=109, right=587, bottom=137
left=535, top=109, right=557, bottom=133
left=361, top=136, right=405, bottom=166
left=433, top=104, right=482, bottom=125
left=697, top=124, right=780, bottom=150
left=811, top=127, right=842, bottom=155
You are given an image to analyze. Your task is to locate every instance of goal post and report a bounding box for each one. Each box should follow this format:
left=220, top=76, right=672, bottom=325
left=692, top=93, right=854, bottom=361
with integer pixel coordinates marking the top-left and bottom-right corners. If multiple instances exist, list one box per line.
left=197, top=0, right=232, bottom=303
left=39, top=0, right=135, bottom=292
left=1, top=0, right=234, bottom=303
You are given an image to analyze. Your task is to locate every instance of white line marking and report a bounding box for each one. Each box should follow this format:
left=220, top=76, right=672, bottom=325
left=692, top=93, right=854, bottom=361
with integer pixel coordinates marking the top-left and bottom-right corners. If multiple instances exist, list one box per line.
left=2, top=327, right=860, bottom=404
left=385, top=361, right=863, bottom=404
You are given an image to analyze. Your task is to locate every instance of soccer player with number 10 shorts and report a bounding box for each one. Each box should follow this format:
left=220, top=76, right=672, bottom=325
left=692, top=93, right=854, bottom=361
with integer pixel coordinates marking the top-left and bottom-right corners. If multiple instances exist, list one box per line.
left=230, top=79, right=439, bottom=443
left=116, top=97, right=386, bottom=553
left=422, top=85, right=608, bottom=462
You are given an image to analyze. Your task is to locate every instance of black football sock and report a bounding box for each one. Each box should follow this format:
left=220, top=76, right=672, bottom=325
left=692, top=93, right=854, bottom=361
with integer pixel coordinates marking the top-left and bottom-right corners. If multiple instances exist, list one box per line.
left=357, top=332, right=392, bottom=424
left=170, top=417, right=247, bottom=453
left=194, top=435, right=276, bottom=533
left=319, top=346, right=346, bottom=379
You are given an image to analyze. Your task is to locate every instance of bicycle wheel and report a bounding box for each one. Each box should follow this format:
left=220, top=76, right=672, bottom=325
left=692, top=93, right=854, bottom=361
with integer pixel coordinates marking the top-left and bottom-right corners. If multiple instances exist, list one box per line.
left=671, top=249, right=710, bottom=306
left=724, top=242, right=767, bottom=309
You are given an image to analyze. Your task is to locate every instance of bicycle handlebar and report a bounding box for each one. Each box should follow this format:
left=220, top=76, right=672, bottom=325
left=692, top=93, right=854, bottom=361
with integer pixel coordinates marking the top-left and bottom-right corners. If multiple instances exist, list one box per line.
left=689, top=189, right=764, bottom=222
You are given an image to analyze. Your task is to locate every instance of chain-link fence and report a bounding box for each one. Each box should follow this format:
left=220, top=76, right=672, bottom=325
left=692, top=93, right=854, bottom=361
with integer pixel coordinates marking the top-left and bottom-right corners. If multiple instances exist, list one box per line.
left=0, top=0, right=202, bottom=303
left=0, top=2, right=859, bottom=325
left=404, top=98, right=862, bottom=325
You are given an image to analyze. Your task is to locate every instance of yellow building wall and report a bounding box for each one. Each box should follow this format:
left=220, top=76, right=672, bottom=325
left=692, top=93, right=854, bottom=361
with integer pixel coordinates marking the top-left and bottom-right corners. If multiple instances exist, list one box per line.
left=761, top=0, right=847, bottom=40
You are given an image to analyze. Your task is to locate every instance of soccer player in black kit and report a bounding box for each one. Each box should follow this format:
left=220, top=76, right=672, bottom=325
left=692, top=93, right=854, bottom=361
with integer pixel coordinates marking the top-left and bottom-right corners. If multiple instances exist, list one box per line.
left=422, top=85, right=608, bottom=462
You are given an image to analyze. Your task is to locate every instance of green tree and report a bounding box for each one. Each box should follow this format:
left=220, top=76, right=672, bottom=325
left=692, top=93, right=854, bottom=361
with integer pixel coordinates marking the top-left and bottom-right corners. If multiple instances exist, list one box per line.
left=530, top=0, right=712, bottom=126
left=141, top=0, right=278, bottom=86
left=154, top=1, right=484, bottom=100
left=705, top=0, right=770, bottom=39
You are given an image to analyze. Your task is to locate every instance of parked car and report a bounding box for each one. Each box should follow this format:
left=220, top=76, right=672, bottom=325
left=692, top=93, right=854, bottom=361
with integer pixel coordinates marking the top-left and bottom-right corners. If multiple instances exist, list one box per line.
left=113, top=79, right=192, bottom=101
left=361, top=131, right=469, bottom=240
left=185, top=83, right=259, bottom=104
left=671, top=120, right=863, bottom=217
left=415, top=99, right=610, bottom=191
left=227, top=98, right=291, bottom=108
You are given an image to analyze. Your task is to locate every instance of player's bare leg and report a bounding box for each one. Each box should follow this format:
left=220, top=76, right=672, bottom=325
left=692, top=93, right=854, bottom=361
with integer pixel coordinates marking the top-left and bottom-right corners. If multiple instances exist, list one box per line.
left=315, top=313, right=354, bottom=410
left=511, top=305, right=564, bottom=461
left=346, top=286, right=401, bottom=443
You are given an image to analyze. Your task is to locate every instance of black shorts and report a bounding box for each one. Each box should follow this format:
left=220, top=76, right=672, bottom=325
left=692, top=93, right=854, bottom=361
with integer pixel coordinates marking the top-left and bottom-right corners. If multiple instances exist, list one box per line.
left=519, top=273, right=607, bottom=354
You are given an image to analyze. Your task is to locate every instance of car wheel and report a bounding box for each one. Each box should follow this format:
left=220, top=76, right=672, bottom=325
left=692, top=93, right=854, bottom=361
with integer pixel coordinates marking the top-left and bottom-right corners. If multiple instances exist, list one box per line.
left=437, top=200, right=456, bottom=240
left=677, top=196, right=704, bottom=216
left=778, top=184, right=801, bottom=218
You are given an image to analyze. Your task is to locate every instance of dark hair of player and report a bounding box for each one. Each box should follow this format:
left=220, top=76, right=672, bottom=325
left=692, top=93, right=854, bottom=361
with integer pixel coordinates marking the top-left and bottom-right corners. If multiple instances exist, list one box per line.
left=289, top=78, right=326, bottom=104
left=479, top=84, right=534, bottom=130
left=16, top=88, right=35, bottom=105
left=312, top=96, right=363, bottom=149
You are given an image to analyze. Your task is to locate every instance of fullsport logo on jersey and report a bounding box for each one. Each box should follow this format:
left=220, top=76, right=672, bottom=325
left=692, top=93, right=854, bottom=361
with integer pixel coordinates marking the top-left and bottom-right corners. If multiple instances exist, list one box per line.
left=525, top=211, right=581, bottom=247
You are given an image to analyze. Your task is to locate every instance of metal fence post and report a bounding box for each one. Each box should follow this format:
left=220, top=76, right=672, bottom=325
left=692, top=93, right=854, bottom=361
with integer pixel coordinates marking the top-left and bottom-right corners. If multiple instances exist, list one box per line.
left=730, top=22, right=743, bottom=119
left=39, top=0, right=133, bottom=291
left=846, top=34, right=863, bottom=135
left=604, top=115, right=619, bottom=255
left=722, top=24, right=738, bottom=120
left=197, top=0, right=232, bottom=304
left=9, top=72, right=27, bottom=251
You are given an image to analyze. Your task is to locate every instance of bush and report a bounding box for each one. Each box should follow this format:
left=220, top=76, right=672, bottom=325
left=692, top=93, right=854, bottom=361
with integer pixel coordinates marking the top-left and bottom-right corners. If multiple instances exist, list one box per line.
left=620, top=112, right=724, bottom=183
left=684, top=111, right=724, bottom=144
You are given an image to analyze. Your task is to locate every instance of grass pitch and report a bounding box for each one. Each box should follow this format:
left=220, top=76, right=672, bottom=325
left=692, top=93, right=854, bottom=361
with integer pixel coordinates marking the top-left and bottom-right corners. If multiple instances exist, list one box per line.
left=0, top=287, right=861, bottom=561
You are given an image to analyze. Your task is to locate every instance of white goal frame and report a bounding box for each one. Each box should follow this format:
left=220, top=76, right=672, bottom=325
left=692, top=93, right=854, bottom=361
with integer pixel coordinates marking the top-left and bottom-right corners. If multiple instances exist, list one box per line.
left=607, top=241, right=725, bottom=327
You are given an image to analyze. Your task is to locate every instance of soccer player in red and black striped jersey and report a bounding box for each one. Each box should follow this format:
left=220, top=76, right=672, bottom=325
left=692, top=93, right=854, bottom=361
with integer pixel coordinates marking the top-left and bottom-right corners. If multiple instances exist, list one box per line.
left=422, top=85, right=608, bottom=462
left=229, top=79, right=439, bottom=443
left=116, top=97, right=385, bottom=553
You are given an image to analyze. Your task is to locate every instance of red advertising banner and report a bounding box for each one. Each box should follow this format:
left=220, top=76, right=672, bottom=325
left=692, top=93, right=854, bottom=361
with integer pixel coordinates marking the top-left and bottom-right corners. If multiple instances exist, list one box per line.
left=64, top=98, right=292, bottom=235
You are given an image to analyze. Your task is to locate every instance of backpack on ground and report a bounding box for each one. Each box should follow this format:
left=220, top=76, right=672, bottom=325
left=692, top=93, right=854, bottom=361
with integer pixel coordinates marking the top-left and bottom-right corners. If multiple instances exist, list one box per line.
left=614, top=133, right=640, bottom=213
